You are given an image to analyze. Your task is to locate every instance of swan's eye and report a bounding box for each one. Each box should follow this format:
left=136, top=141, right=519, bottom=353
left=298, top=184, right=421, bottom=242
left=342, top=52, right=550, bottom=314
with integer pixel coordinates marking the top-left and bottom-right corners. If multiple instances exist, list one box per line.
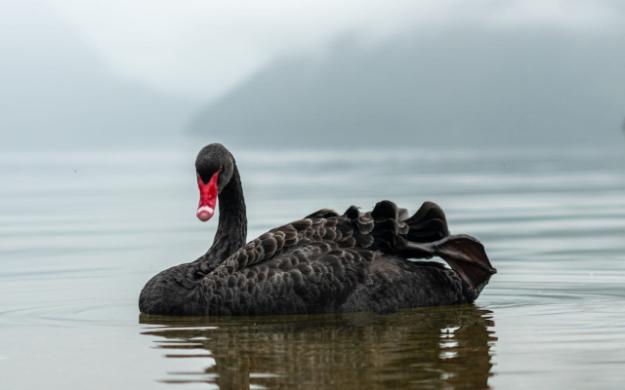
left=196, top=170, right=220, bottom=222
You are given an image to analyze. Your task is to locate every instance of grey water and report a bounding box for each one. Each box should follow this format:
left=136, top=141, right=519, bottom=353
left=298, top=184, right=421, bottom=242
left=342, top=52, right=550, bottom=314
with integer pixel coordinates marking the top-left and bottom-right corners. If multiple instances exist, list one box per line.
left=1, top=144, right=625, bottom=389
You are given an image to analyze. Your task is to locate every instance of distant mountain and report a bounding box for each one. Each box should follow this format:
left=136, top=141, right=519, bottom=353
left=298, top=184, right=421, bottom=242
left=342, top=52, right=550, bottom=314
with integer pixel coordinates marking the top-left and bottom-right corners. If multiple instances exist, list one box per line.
left=190, top=28, right=625, bottom=147
left=0, top=0, right=194, bottom=147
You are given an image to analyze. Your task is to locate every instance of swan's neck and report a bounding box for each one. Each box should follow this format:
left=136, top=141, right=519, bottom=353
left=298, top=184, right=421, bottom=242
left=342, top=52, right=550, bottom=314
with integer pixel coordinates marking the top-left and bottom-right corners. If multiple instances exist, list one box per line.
left=203, top=163, right=247, bottom=269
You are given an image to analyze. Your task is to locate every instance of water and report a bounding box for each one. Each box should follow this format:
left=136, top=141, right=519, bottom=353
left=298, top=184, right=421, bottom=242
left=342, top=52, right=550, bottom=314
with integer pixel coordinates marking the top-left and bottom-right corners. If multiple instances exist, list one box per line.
left=1, top=144, right=625, bottom=389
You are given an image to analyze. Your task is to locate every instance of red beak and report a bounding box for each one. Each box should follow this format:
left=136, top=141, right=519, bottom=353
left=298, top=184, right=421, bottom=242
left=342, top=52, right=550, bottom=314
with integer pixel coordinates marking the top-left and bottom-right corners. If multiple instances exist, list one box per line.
left=197, top=171, right=219, bottom=222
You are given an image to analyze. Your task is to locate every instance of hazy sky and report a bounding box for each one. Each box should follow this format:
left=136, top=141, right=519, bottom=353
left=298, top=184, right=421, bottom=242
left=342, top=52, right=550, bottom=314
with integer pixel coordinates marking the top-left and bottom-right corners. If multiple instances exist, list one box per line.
left=37, top=0, right=625, bottom=101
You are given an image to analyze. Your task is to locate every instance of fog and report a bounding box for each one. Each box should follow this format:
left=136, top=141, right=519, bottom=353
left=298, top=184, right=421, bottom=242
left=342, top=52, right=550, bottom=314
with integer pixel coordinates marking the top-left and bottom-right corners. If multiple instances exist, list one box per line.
left=0, top=0, right=194, bottom=147
left=1, top=0, right=624, bottom=147
left=191, top=28, right=625, bottom=146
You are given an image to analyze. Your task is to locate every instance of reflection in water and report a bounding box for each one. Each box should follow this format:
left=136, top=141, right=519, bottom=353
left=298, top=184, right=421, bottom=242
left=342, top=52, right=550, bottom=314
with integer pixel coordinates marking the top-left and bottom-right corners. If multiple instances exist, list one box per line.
left=140, top=305, right=496, bottom=389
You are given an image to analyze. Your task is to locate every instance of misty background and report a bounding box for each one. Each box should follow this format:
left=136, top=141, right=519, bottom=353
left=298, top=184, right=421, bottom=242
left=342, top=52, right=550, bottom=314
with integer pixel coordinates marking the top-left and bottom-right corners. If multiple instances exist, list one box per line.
left=2, top=0, right=625, bottom=148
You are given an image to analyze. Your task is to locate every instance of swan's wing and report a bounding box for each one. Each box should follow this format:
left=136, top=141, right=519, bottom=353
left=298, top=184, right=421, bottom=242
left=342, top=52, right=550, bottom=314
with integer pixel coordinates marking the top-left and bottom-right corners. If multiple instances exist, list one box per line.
left=213, top=201, right=453, bottom=274
left=213, top=200, right=494, bottom=293
left=213, top=216, right=356, bottom=274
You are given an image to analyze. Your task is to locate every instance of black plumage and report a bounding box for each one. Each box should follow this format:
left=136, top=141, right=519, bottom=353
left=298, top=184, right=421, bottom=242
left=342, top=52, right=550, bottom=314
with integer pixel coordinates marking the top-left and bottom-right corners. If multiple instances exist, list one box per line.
left=139, top=144, right=496, bottom=316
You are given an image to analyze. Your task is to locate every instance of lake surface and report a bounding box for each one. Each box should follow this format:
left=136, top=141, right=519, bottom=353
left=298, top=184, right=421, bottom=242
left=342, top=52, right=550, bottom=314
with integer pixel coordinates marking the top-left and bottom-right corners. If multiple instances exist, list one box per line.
left=1, top=143, right=625, bottom=389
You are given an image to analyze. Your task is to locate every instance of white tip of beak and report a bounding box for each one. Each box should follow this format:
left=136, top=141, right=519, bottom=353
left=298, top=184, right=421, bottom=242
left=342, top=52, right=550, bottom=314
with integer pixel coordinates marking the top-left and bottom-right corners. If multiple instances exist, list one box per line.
left=196, top=206, right=214, bottom=222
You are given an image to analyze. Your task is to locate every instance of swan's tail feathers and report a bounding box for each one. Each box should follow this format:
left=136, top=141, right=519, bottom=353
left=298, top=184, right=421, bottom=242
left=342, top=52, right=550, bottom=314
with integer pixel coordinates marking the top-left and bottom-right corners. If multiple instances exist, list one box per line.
left=366, top=200, right=450, bottom=252
left=403, top=201, right=450, bottom=243
left=348, top=200, right=495, bottom=296
left=398, top=235, right=497, bottom=296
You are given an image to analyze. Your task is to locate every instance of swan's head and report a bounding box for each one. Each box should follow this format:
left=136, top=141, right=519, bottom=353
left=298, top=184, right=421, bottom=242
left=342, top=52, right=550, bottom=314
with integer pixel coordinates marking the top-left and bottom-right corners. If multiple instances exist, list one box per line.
left=194, top=143, right=235, bottom=222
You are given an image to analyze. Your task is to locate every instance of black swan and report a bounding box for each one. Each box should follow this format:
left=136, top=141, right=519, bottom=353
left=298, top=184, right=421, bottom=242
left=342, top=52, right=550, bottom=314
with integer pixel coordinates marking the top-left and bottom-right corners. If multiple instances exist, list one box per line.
left=139, top=144, right=496, bottom=316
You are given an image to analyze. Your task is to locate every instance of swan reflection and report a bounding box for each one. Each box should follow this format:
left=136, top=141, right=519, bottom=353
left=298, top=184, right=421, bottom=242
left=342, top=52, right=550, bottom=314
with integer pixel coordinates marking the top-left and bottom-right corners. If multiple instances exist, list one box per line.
left=140, top=305, right=496, bottom=389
